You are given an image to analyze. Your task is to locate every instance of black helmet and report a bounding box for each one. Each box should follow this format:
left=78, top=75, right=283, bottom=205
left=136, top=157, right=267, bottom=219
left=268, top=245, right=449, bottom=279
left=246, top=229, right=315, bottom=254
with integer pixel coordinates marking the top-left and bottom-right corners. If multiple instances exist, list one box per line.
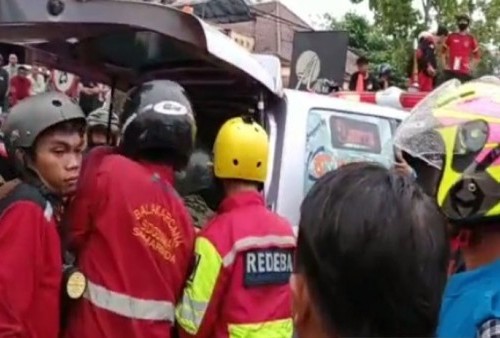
left=175, top=146, right=215, bottom=196
left=120, top=80, right=196, bottom=169
left=379, top=63, right=393, bottom=77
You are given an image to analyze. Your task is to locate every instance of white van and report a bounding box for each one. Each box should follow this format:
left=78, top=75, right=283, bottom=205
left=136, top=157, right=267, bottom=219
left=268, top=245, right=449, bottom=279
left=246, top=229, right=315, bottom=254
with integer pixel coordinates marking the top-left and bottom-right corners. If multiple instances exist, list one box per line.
left=265, top=90, right=409, bottom=228
left=0, top=0, right=408, bottom=229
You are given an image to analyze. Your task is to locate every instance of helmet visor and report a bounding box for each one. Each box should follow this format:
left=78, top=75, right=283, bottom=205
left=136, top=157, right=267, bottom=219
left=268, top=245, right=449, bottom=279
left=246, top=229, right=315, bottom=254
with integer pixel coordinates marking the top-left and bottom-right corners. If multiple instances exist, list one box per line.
left=394, top=77, right=500, bottom=170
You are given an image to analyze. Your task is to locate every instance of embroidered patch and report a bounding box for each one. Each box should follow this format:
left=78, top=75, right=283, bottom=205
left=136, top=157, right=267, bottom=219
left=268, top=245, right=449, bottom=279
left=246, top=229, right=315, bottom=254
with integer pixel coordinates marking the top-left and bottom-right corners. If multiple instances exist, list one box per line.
left=244, top=249, right=293, bottom=287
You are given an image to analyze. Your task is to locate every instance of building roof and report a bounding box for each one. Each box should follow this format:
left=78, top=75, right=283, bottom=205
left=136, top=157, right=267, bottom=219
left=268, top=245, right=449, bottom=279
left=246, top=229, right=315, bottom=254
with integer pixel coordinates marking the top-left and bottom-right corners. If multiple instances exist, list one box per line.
left=185, top=0, right=254, bottom=24
left=218, top=1, right=311, bottom=62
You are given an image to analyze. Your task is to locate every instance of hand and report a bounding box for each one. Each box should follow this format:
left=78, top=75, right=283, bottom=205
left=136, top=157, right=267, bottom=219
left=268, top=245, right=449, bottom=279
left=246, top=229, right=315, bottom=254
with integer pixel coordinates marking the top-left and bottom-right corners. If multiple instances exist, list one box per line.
left=393, top=160, right=415, bottom=177
left=393, top=151, right=416, bottom=178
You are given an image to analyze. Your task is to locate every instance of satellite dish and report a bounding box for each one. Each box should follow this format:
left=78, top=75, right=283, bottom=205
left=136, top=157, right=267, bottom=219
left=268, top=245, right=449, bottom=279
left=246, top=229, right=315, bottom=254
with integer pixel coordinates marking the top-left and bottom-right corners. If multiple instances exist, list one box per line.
left=52, top=70, right=75, bottom=93
left=295, top=50, right=321, bottom=90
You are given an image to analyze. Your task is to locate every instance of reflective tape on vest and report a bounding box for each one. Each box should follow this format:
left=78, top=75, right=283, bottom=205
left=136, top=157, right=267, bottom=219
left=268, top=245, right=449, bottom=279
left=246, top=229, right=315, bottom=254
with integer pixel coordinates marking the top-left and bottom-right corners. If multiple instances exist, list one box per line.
left=176, top=235, right=296, bottom=335
left=223, top=235, right=296, bottom=267
left=84, top=280, right=175, bottom=322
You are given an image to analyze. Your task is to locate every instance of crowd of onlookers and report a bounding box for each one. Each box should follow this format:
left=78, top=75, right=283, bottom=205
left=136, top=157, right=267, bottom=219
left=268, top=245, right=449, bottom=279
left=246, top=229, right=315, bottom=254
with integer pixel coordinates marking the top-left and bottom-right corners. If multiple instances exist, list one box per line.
left=0, top=52, right=111, bottom=115
left=348, top=14, right=480, bottom=93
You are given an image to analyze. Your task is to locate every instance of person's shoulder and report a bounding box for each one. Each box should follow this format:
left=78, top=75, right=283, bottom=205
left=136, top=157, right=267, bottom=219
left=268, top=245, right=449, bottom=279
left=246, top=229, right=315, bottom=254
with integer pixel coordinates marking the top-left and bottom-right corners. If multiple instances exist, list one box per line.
left=0, top=182, right=51, bottom=221
left=264, top=208, right=295, bottom=235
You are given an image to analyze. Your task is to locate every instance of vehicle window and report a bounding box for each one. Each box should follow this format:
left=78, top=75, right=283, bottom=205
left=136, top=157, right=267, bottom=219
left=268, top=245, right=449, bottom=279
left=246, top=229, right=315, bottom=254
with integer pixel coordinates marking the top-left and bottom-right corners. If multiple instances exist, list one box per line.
left=304, top=109, right=395, bottom=194
left=330, top=115, right=382, bottom=154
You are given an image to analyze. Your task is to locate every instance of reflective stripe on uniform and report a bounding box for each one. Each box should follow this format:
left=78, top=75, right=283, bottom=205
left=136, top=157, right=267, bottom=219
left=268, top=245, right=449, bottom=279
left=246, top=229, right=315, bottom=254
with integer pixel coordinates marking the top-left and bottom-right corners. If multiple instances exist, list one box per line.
left=222, top=235, right=296, bottom=267
left=228, top=318, right=294, bottom=338
left=176, top=235, right=296, bottom=335
left=176, top=237, right=222, bottom=334
left=84, top=280, right=175, bottom=322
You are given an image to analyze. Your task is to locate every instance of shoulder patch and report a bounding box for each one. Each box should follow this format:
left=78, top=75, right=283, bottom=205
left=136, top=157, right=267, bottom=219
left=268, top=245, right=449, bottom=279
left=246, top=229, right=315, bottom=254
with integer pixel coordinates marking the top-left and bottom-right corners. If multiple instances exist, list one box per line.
left=244, top=248, right=294, bottom=287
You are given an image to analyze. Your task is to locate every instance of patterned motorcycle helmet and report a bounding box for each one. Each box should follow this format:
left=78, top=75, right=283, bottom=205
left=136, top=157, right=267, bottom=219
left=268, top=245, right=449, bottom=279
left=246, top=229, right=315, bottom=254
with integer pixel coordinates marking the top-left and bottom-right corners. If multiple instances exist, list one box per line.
left=394, top=76, right=500, bottom=225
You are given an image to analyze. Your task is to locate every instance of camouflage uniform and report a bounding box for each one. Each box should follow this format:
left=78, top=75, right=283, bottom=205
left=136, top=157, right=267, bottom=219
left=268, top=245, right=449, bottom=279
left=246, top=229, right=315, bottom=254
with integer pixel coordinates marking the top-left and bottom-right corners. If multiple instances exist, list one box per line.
left=183, top=194, right=215, bottom=229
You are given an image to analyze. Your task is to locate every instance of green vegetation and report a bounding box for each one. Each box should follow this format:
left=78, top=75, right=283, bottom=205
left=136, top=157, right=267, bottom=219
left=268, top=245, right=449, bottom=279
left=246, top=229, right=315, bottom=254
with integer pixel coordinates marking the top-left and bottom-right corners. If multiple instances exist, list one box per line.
left=325, top=0, right=500, bottom=87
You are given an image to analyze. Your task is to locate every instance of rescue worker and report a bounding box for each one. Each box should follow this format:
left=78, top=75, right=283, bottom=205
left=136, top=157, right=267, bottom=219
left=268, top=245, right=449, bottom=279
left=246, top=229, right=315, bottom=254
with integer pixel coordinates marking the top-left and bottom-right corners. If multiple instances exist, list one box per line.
left=86, top=107, right=120, bottom=149
left=175, top=146, right=216, bottom=229
left=442, top=14, right=480, bottom=83
left=394, top=78, right=500, bottom=337
left=63, top=80, right=196, bottom=338
left=176, top=116, right=295, bottom=338
left=0, top=93, right=86, bottom=337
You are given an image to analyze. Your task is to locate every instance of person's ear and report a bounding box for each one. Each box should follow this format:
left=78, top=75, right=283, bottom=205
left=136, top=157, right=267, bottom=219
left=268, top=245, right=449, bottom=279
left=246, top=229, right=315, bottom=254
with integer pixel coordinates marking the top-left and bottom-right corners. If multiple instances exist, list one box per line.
left=290, top=273, right=312, bottom=328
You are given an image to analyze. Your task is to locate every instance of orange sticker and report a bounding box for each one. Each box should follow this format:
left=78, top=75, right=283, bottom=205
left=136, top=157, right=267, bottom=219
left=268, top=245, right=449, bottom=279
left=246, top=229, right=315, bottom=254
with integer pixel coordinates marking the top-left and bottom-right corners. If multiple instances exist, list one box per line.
left=312, top=152, right=335, bottom=179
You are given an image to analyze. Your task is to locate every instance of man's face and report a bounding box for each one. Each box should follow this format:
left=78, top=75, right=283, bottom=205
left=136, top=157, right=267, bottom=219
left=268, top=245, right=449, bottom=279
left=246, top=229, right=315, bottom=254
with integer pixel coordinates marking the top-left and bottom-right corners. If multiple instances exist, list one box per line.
left=32, top=130, right=85, bottom=196
left=18, top=69, right=27, bottom=78
left=8, top=54, right=17, bottom=66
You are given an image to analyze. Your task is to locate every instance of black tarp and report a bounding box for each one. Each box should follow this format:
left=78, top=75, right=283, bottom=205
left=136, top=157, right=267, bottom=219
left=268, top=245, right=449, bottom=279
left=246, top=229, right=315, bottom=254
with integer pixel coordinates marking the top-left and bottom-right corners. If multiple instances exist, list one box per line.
left=289, top=31, right=349, bottom=91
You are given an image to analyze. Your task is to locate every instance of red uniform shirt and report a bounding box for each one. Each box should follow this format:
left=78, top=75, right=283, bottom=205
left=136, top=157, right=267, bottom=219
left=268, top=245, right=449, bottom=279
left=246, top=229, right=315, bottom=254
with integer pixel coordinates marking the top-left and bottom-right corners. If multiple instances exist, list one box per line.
left=445, top=32, right=479, bottom=75
left=9, top=76, right=32, bottom=106
left=176, top=191, right=295, bottom=338
left=64, top=147, right=195, bottom=338
left=0, top=191, right=61, bottom=338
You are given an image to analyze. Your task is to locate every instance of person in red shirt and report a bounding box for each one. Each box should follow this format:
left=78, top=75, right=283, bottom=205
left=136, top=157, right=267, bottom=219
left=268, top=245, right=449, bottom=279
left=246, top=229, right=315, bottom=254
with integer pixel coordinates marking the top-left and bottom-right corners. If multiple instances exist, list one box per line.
left=176, top=116, right=296, bottom=338
left=0, top=92, right=86, bottom=337
left=442, top=14, right=480, bottom=82
left=63, top=80, right=196, bottom=338
left=8, top=66, right=32, bottom=107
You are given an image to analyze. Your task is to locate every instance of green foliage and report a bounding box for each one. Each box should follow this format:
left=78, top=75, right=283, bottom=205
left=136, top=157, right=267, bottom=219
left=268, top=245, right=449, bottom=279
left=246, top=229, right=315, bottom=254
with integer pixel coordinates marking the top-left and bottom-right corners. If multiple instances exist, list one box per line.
left=324, top=0, right=500, bottom=87
left=325, top=12, right=410, bottom=87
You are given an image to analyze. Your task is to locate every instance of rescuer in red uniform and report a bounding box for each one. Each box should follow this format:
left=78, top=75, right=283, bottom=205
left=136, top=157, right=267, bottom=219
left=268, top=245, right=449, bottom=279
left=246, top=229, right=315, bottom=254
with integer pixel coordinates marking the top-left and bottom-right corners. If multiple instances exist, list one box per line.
left=63, top=80, right=196, bottom=338
left=0, top=92, right=86, bottom=337
left=176, top=116, right=296, bottom=338
left=442, top=14, right=480, bottom=82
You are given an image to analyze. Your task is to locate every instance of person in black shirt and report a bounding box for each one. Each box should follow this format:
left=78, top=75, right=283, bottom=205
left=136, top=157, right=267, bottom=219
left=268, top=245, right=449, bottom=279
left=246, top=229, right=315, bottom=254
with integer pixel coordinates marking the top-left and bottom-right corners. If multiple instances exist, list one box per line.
left=348, top=56, right=378, bottom=92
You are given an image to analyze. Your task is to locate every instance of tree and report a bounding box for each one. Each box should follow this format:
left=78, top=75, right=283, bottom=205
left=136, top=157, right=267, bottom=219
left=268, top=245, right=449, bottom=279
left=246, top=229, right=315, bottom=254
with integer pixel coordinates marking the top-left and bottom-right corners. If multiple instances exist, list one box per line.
left=325, top=12, right=409, bottom=87
left=351, top=0, right=500, bottom=75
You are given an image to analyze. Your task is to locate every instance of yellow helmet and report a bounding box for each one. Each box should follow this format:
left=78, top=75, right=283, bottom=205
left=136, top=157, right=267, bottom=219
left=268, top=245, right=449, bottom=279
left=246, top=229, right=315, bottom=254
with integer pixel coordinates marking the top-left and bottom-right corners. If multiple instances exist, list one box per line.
left=213, top=116, right=269, bottom=183
left=394, top=77, right=500, bottom=224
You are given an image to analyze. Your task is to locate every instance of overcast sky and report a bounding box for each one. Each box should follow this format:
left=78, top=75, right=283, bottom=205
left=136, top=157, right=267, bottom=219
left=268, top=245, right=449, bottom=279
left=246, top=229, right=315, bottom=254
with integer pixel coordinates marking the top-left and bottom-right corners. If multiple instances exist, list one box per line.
left=279, top=0, right=426, bottom=28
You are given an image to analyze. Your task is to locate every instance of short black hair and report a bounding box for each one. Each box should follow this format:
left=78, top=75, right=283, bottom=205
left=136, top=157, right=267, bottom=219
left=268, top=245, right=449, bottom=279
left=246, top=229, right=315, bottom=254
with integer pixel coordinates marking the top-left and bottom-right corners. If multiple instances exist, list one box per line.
left=437, top=25, right=449, bottom=37
left=295, top=162, right=449, bottom=337
left=356, top=56, right=369, bottom=66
